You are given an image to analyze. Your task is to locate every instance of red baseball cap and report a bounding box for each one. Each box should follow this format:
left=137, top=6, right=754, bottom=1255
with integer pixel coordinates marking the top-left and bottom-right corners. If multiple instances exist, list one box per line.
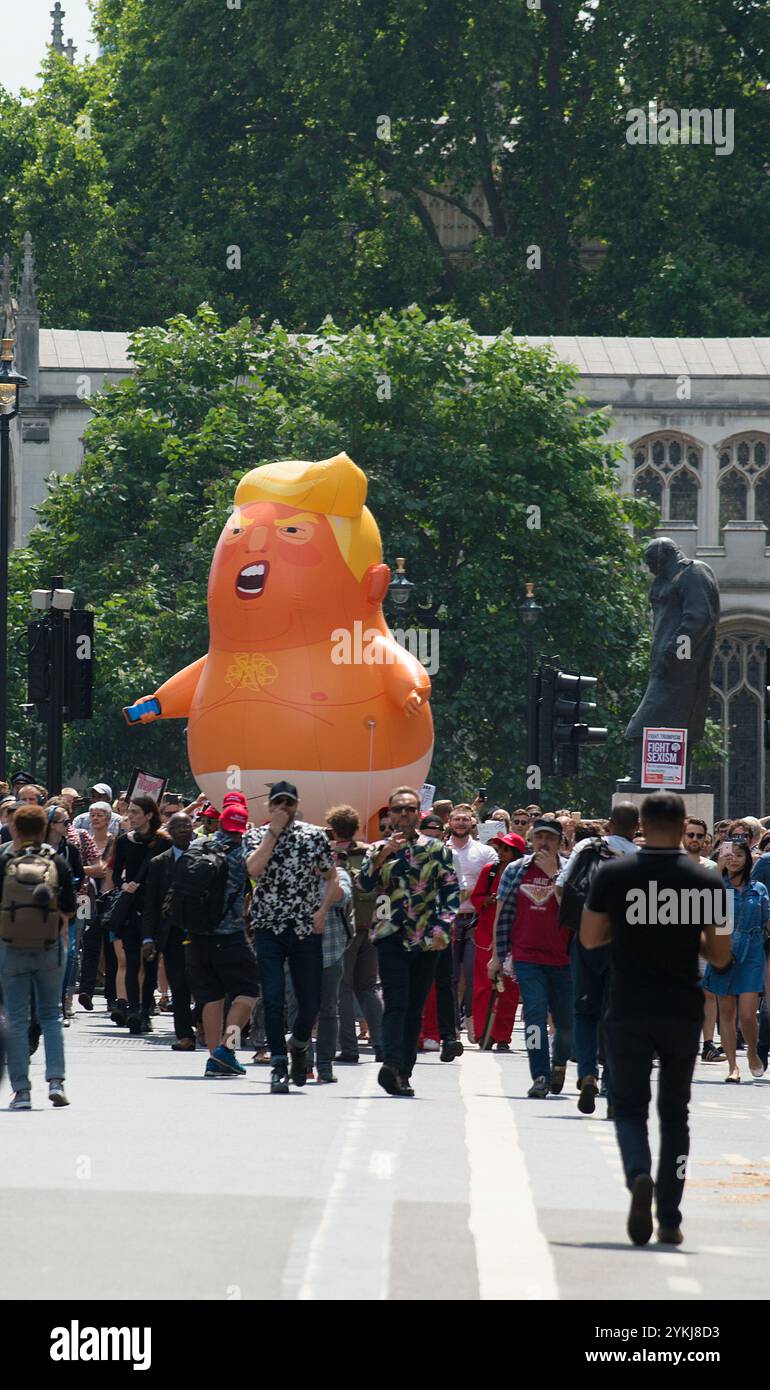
left=220, top=803, right=248, bottom=833
left=491, top=831, right=526, bottom=852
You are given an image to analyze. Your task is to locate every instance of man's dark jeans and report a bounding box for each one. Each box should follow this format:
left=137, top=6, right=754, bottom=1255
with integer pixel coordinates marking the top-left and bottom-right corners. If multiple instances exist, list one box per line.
left=434, top=935, right=457, bottom=1040
left=452, top=915, right=475, bottom=1022
left=605, top=1013, right=701, bottom=1229
left=571, top=934, right=611, bottom=1094
left=254, top=927, right=322, bottom=1064
left=162, top=926, right=194, bottom=1042
left=376, top=931, right=438, bottom=1078
left=338, top=928, right=383, bottom=1057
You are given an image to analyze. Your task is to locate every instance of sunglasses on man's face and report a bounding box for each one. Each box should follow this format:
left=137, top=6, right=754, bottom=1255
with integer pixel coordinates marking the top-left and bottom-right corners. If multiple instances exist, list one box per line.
left=391, top=805, right=418, bottom=814
left=685, top=831, right=705, bottom=840
left=512, top=818, right=529, bottom=825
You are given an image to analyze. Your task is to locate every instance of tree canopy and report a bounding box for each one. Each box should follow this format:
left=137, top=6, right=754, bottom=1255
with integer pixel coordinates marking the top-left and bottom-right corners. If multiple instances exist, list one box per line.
left=1, top=0, right=768, bottom=334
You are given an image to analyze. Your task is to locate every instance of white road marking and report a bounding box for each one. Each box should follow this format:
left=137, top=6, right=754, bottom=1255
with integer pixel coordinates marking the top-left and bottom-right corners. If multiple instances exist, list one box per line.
left=723, top=1153, right=752, bottom=1164
left=667, top=1275, right=701, bottom=1294
left=656, top=1252, right=687, bottom=1266
left=285, top=1064, right=394, bottom=1301
left=369, top=1150, right=396, bottom=1181
left=460, top=1051, right=559, bottom=1301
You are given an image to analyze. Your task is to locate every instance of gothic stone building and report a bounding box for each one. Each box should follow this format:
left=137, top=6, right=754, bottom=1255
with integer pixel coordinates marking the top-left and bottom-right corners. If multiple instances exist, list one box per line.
left=5, top=256, right=769, bottom=815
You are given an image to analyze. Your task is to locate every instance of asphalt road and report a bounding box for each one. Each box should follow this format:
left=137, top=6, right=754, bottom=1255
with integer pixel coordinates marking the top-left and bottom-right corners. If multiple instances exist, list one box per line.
left=3, top=1007, right=770, bottom=1301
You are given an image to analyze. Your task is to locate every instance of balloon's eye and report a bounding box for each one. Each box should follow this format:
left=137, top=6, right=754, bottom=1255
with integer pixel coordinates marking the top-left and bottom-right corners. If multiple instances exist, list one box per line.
left=277, top=521, right=314, bottom=543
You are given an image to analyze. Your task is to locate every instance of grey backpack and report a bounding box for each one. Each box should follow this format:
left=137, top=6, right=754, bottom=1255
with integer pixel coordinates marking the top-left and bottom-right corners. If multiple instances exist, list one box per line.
left=0, top=845, right=61, bottom=949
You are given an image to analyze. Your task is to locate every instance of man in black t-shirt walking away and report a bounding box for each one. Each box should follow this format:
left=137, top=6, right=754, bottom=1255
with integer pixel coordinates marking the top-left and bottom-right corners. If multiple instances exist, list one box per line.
left=581, top=792, right=732, bottom=1248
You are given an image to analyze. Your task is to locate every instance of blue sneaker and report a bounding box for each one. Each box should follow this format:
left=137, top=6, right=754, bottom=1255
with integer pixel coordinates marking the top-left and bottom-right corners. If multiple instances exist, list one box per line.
left=211, top=1044, right=246, bottom=1076
left=204, top=1058, right=229, bottom=1079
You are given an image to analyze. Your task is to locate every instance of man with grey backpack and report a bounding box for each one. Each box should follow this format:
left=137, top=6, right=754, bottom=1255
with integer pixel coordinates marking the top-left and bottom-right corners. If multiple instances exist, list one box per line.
left=0, top=803, right=77, bottom=1110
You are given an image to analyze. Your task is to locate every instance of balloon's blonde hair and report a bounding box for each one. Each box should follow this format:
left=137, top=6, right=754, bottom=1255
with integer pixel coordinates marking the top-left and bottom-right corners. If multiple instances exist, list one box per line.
left=234, top=452, right=382, bottom=580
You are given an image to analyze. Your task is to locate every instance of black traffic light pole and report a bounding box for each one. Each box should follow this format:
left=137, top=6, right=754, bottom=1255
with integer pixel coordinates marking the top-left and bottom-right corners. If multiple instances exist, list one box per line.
left=526, top=637, right=541, bottom=768
left=46, top=574, right=67, bottom=797
left=27, top=583, right=93, bottom=793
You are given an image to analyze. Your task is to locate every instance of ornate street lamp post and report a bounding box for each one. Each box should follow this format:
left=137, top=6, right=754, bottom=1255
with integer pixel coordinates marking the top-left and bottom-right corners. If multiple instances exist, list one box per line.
left=519, top=581, right=544, bottom=768
left=0, top=339, right=28, bottom=777
left=388, top=557, right=416, bottom=613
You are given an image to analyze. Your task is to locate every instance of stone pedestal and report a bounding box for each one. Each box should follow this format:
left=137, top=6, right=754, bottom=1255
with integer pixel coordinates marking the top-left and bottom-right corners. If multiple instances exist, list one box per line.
left=613, top=783, right=715, bottom=832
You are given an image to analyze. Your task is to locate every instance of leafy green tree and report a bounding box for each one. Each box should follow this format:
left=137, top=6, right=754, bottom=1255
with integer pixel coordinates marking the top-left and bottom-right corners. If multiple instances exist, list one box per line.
left=4, top=1, right=769, bottom=335
left=8, top=307, right=655, bottom=810
left=0, top=55, right=124, bottom=327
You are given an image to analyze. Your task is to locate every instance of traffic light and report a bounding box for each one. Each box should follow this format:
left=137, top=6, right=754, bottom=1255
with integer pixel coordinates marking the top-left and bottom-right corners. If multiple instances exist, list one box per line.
left=27, top=619, right=50, bottom=719
left=26, top=609, right=93, bottom=722
left=537, top=660, right=608, bottom=775
left=65, top=609, right=94, bottom=721
left=765, top=650, right=770, bottom=752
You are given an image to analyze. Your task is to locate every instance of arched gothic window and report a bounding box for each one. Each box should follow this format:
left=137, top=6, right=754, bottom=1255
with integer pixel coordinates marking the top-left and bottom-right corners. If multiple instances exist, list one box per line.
left=632, top=435, right=700, bottom=524
left=699, top=631, right=770, bottom=818
left=717, top=434, right=770, bottom=534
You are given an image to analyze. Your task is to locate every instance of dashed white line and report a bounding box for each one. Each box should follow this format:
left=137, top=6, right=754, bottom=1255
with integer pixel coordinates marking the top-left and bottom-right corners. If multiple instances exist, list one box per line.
left=285, top=1065, right=393, bottom=1301
left=667, top=1275, right=702, bottom=1294
left=368, top=1150, right=396, bottom=1181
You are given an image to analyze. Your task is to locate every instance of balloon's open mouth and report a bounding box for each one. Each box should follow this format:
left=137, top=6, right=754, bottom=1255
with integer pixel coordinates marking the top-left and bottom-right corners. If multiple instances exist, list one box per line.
left=236, top=561, right=269, bottom=598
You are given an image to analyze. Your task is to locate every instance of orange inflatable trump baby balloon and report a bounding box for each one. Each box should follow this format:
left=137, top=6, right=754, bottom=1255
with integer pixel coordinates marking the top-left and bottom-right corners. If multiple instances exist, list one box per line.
left=125, top=452, right=433, bottom=830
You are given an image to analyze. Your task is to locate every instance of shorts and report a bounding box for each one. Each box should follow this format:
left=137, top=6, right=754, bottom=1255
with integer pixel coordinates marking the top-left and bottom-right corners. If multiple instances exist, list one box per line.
left=187, top=932, right=259, bottom=1008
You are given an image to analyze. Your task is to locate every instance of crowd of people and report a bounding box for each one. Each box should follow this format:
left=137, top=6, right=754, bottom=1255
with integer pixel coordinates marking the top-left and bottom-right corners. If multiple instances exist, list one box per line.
left=1, top=771, right=768, bottom=1243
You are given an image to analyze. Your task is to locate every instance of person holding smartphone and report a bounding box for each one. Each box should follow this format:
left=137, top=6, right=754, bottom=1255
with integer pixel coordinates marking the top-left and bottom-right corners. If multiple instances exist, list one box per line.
left=358, top=786, right=459, bottom=1097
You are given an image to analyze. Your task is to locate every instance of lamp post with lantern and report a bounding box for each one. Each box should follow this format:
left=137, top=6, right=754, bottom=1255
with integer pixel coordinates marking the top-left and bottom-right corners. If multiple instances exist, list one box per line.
left=387, top=556, right=416, bottom=614
left=519, top=581, right=544, bottom=769
left=0, top=338, right=27, bottom=778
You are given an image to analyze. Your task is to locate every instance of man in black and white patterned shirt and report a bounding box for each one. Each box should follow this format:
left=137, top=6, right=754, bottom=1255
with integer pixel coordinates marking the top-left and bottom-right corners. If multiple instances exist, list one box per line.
left=245, top=780, right=341, bottom=1094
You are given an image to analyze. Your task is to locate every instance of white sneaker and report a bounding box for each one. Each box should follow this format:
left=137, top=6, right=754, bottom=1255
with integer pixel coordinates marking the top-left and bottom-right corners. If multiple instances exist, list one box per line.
left=423, top=1039, right=440, bottom=1052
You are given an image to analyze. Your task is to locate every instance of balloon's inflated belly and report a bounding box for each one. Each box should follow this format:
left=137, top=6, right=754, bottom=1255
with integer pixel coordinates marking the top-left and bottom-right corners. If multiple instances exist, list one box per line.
left=188, top=688, right=433, bottom=773
left=186, top=658, right=433, bottom=826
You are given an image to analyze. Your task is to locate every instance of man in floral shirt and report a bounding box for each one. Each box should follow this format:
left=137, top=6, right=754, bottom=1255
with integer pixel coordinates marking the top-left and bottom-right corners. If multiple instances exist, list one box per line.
left=358, top=785, right=459, bottom=1097
left=245, top=780, right=341, bottom=1095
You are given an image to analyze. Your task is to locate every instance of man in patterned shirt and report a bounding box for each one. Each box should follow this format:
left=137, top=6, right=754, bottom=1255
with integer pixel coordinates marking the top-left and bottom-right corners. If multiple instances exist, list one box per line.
left=358, top=785, right=460, bottom=1097
left=245, top=780, right=341, bottom=1095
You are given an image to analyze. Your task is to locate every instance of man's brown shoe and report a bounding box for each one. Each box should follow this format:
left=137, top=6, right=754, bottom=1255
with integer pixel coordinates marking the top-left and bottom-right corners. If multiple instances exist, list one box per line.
left=657, top=1225, right=683, bottom=1245
left=577, top=1075, right=598, bottom=1114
